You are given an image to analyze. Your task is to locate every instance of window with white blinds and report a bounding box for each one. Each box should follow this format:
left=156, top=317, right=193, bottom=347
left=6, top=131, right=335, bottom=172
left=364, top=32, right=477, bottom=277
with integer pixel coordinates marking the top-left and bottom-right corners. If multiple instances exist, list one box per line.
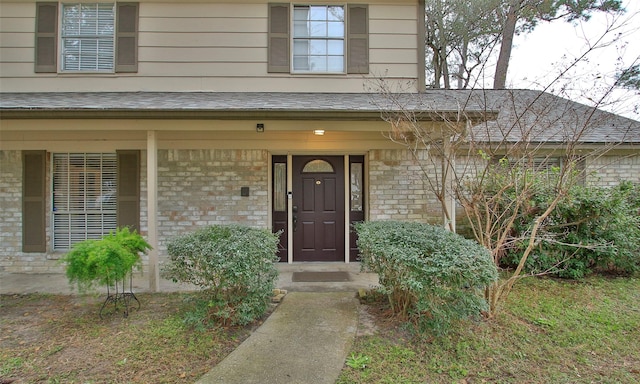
left=61, top=3, right=115, bottom=72
left=52, top=153, right=117, bottom=250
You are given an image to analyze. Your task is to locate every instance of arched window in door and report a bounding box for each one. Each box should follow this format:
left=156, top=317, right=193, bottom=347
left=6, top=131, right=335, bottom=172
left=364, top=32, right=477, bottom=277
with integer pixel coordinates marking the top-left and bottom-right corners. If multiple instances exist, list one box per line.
left=302, top=159, right=335, bottom=173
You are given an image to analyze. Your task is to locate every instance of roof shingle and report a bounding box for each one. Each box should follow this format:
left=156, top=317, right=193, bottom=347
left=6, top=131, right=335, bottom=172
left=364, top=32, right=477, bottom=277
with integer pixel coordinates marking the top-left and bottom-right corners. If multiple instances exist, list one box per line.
left=1, top=90, right=638, bottom=143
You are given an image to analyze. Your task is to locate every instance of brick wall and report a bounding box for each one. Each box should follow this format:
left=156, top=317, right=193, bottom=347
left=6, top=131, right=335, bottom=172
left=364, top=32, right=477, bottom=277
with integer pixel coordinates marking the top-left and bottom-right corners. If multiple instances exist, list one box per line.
left=0, top=151, right=22, bottom=271
left=0, top=151, right=58, bottom=273
left=586, top=154, right=640, bottom=186
left=0, top=149, right=269, bottom=273
left=2, top=147, right=637, bottom=273
left=368, top=149, right=443, bottom=223
left=155, top=149, right=269, bottom=263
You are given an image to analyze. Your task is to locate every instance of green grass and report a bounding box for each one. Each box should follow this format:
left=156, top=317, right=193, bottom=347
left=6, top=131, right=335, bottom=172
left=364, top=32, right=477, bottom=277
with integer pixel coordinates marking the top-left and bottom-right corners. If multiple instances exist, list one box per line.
left=338, top=276, right=640, bottom=384
left=0, top=356, right=24, bottom=377
left=0, top=292, right=252, bottom=383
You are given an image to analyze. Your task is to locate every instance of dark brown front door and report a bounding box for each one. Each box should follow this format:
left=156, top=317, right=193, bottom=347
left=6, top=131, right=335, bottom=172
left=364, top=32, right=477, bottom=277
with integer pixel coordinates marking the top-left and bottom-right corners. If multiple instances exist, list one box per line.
left=292, top=156, right=345, bottom=261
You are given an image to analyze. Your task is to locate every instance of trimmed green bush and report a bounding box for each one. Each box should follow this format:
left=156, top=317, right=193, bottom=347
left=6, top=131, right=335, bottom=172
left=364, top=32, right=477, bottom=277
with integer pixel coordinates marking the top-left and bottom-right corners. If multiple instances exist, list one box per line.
left=162, top=224, right=280, bottom=326
left=61, top=227, right=151, bottom=292
left=355, top=221, right=497, bottom=335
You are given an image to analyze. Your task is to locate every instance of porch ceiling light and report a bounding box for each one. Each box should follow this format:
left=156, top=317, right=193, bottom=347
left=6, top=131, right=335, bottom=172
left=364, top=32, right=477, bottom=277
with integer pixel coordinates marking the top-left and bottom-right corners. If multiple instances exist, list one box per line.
left=313, top=129, right=325, bottom=136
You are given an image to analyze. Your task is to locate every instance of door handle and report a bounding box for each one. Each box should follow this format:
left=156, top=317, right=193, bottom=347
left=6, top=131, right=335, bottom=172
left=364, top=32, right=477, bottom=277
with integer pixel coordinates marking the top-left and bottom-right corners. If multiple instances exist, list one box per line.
left=292, top=205, right=298, bottom=231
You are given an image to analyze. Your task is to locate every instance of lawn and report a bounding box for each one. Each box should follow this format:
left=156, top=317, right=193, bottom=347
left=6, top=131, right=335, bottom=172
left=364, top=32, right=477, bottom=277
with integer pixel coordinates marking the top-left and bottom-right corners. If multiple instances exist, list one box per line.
left=338, top=276, right=640, bottom=384
left=2, top=277, right=638, bottom=384
left=0, top=292, right=256, bottom=383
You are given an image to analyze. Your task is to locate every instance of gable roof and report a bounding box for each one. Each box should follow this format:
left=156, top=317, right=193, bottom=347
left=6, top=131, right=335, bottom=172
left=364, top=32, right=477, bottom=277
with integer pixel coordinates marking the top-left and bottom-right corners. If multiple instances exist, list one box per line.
left=464, top=89, right=640, bottom=144
left=1, top=90, right=638, bottom=144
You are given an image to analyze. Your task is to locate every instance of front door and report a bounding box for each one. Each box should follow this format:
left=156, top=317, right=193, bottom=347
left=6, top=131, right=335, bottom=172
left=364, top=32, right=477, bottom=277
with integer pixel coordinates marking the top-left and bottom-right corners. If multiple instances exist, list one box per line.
left=292, top=156, right=345, bottom=261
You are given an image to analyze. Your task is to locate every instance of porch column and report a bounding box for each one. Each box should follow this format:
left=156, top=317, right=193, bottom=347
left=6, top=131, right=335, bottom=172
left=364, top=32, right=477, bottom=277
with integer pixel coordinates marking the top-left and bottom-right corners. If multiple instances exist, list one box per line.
left=443, top=138, right=456, bottom=232
left=287, top=154, right=293, bottom=263
left=147, top=131, right=160, bottom=291
left=344, top=155, right=350, bottom=263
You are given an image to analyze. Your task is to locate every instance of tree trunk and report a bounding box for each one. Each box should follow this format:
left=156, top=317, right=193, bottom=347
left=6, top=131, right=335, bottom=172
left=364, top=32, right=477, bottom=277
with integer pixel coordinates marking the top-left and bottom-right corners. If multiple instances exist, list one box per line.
left=493, top=1, right=519, bottom=89
left=457, top=36, right=470, bottom=89
left=430, top=44, right=442, bottom=88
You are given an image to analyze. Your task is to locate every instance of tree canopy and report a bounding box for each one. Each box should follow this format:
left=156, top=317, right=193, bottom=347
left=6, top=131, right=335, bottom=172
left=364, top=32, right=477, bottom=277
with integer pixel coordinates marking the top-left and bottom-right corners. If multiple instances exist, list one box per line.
left=424, top=0, right=625, bottom=89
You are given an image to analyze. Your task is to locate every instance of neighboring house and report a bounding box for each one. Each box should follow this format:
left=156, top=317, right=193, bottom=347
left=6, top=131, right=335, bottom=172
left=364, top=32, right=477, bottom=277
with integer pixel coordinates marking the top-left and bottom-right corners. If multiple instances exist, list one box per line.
left=1, top=1, right=638, bottom=289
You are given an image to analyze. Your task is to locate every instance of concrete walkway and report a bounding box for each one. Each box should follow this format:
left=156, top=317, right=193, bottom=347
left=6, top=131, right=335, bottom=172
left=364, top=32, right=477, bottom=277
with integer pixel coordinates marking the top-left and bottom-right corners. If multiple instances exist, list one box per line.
left=197, top=291, right=359, bottom=384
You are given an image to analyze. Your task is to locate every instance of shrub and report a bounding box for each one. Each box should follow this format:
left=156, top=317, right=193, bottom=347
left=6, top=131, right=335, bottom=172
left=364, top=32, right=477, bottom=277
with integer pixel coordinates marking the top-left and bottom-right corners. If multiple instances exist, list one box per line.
left=162, top=224, right=281, bottom=326
left=355, top=221, right=497, bottom=335
left=62, top=227, right=150, bottom=292
left=504, top=182, right=640, bottom=278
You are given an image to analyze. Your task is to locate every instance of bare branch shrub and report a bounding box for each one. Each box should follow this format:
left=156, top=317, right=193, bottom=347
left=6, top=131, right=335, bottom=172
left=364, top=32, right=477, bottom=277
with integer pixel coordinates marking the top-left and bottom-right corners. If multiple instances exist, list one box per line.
left=368, top=82, right=637, bottom=317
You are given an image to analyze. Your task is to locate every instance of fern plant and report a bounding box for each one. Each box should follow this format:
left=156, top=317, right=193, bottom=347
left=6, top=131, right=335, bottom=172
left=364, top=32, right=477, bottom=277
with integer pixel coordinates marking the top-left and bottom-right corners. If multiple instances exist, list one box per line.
left=62, top=227, right=151, bottom=292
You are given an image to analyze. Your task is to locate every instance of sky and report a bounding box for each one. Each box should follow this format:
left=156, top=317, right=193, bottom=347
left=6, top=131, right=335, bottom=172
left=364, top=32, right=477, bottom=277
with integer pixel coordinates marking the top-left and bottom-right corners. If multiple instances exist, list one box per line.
left=507, top=0, right=640, bottom=120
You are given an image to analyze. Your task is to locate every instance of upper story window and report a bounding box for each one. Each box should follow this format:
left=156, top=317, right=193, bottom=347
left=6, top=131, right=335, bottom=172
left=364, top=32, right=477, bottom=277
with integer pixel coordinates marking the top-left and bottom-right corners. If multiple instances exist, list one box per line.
left=61, top=3, right=115, bottom=72
left=293, top=5, right=344, bottom=73
left=35, top=2, right=139, bottom=73
left=268, top=3, right=368, bottom=75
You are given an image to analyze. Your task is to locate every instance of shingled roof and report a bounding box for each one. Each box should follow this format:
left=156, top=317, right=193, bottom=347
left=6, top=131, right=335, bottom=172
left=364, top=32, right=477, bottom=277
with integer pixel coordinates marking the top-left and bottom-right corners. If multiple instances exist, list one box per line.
left=1, top=90, right=638, bottom=143
left=465, top=90, right=640, bottom=144
left=0, top=91, right=493, bottom=121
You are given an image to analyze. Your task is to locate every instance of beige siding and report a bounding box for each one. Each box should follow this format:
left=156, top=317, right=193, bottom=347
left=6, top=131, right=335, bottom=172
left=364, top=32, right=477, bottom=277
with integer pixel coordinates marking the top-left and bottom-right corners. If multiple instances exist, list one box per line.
left=0, top=0, right=420, bottom=92
left=371, top=34, right=416, bottom=49
left=0, top=47, right=32, bottom=62
left=0, top=2, right=33, bottom=17
left=140, top=33, right=266, bottom=48
left=0, top=32, right=33, bottom=48
left=0, top=16, right=33, bottom=32
left=370, top=49, right=416, bottom=64
left=140, top=47, right=262, bottom=62
left=141, top=17, right=266, bottom=33
left=0, top=76, right=389, bottom=92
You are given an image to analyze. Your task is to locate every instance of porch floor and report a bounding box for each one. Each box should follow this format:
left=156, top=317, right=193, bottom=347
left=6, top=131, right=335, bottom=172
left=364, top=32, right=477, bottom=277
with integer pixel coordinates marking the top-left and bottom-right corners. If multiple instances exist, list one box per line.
left=0, top=262, right=378, bottom=295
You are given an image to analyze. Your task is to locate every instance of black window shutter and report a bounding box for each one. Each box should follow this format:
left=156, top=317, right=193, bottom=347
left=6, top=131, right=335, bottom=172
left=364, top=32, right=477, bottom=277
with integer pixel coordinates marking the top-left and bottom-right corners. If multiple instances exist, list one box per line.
left=34, top=2, right=58, bottom=73
left=117, top=150, right=140, bottom=231
left=115, top=2, right=139, bottom=73
left=268, top=3, right=290, bottom=73
left=347, top=4, right=369, bottom=74
left=23, top=151, right=47, bottom=252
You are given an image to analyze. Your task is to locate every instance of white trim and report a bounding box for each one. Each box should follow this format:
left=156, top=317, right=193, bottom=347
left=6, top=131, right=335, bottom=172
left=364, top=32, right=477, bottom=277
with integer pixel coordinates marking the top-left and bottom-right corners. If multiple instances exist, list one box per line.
left=287, top=153, right=293, bottom=264
left=267, top=152, right=273, bottom=231
left=146, top=131, right=160, bottom=291
left=344, top=155, right=350, bottom=263
left=364, top=151, right=370, bottom=222
left=443, top=139, right=456, bottom=232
